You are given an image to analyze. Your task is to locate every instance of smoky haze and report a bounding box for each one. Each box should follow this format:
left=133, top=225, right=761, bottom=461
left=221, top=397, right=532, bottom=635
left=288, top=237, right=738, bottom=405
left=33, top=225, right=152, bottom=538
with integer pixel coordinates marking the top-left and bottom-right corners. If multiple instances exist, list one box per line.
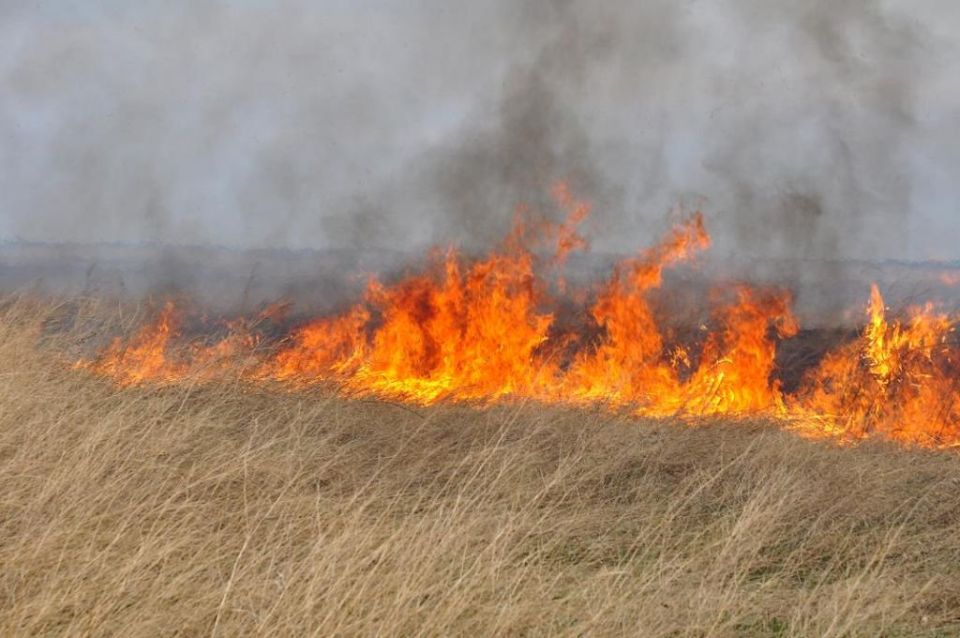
left=1, top=0, right=958, bottom=261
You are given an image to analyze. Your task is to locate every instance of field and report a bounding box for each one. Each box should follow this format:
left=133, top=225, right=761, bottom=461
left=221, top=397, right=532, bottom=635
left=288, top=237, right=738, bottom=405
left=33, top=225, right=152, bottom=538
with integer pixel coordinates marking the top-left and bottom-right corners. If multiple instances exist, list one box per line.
left=2, top=297, right=960, bottom=636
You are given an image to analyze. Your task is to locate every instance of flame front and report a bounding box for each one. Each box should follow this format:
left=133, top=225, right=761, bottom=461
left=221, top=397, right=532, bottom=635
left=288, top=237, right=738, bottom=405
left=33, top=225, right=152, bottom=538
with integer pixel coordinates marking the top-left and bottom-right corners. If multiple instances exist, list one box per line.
left=75, top=188, right=960, bottom=449
left=793, top=284, right=960, bottom=446
left=77, top=301, right=184, bottom=385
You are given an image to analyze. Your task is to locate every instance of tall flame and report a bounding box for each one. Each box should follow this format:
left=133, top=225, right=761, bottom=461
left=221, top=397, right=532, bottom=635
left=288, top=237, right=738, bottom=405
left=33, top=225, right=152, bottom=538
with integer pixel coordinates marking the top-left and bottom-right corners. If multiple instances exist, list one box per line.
left=795, top=284, right=960, bottom=446
left=560, top=213, right=710, bottom=412
left=75, top=188, right=960, bottom=449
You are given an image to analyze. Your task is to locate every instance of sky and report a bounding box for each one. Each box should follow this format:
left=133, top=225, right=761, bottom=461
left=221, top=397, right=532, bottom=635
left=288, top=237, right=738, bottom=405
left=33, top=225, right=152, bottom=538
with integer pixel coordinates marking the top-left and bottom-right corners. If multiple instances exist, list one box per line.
left=1, top=0, right=958, bottom=260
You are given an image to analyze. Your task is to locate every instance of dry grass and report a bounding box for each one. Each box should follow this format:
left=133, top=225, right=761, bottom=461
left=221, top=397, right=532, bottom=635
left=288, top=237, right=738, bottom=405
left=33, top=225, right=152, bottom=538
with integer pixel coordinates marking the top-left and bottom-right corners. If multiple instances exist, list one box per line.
left=1, top=297, right=960, bottom=636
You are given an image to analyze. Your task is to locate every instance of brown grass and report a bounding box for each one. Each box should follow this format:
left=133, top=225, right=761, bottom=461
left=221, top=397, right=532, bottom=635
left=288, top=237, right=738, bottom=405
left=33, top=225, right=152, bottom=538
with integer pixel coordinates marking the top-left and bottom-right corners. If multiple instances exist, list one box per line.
left=1, top=297, right=960, bottom=636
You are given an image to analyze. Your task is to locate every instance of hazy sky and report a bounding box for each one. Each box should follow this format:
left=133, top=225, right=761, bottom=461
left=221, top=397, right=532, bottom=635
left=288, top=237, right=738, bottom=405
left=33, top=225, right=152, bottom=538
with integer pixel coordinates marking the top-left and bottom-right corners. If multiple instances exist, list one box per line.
left=1, top=0, right=958, bottom=260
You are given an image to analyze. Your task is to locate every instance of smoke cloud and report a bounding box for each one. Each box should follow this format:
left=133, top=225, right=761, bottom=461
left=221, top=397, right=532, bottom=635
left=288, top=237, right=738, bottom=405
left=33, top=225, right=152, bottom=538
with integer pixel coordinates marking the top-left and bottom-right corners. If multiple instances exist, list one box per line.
left=1, top=0, right=957, bottom=260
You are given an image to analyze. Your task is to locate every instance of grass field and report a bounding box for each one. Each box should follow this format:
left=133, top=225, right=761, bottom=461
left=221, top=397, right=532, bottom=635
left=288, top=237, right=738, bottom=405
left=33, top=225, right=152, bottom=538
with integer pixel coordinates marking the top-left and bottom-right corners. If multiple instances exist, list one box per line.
left=2, top=297, right=960, bottom=636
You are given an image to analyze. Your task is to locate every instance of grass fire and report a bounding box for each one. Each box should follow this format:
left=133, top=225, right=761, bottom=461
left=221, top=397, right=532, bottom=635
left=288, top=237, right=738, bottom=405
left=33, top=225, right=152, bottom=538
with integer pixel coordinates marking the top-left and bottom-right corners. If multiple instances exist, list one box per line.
left=3, top=280, right=960, bottom=635
left=5, top=0, right=960, bottom=634
left=74, top=186, right=960, bottom=450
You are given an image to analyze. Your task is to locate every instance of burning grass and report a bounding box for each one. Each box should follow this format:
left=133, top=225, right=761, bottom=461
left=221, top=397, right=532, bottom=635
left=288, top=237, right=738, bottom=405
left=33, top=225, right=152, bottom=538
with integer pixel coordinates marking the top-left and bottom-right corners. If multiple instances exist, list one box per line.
left=71, top=188, right=960, bottom=448
left=2, top=296, right=960, bottom=635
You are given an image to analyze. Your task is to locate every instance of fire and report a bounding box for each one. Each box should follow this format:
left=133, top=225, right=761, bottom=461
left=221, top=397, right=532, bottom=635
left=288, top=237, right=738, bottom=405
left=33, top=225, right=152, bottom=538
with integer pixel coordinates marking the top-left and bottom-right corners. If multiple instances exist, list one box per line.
left=77, top=302, right=263, bottom=386
left=682, top=287, right=798, bottom=416
left=260, top=186, right=590, bottom=404
left=74, top=187, right=960, bottom=449
left=76, top=301, right=184, bottom=386
left=560, top=213, right=710, bottom=412
left=794, top=284, right=960, bottom=447
left=940, top=271, right=960, bottom=286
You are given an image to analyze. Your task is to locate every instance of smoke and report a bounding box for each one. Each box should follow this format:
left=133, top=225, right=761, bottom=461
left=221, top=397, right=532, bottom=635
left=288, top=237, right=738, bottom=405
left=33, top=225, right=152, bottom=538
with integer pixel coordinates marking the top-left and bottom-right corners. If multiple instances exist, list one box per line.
left=427, top=0, right=952, bottom=260
left=703, top=0, right=924, bottom=259
left=0, top=0, right=957, bottom=261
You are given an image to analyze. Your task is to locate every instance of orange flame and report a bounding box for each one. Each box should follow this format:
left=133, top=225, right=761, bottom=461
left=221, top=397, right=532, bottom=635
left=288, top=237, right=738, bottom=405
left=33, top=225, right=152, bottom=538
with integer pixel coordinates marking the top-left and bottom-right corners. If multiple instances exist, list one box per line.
left=77, top=301, right=184, bottom=386
left=560, top=213, right=710, bottom=412
left=75, top=188, right=960, bottom=449
left=794, top=284, right=960, bottom=446
left=940, top=271, right=960, bottom=286
left=683, top=286, right=798, bottom=416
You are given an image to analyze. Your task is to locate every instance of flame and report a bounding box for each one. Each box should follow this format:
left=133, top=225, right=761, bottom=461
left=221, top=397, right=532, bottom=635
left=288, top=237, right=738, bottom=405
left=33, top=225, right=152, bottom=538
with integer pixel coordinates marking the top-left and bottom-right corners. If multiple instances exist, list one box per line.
left=794, top=284, right=960, bottom=446
left=74, top=187, right=960, bottom=449
left=683, top=286, right=798, bottom=416
left=77, top=301, right=264, bottom=386
left=76, top=301, right=184, bottom=386
left=940, top=271, right=960, bottom=286
left=560, top=213, right=710, bottom=412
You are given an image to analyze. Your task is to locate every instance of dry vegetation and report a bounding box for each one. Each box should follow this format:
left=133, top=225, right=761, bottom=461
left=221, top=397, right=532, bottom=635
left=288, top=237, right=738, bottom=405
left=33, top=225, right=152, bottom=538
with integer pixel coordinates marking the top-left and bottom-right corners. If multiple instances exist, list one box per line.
left=2, top=297, right=960, bottom=636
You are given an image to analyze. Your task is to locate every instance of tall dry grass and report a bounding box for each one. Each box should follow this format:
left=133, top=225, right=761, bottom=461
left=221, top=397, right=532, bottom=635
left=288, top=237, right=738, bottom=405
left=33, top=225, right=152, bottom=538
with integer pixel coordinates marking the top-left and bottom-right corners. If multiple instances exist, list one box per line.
left=1, top=296, right=959, bottom=636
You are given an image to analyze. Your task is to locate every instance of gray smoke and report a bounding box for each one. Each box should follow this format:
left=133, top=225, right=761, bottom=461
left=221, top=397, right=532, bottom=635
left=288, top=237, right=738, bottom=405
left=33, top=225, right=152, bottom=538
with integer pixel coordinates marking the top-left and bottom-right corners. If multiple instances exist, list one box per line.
left=1, top=0, right=958, bottom=261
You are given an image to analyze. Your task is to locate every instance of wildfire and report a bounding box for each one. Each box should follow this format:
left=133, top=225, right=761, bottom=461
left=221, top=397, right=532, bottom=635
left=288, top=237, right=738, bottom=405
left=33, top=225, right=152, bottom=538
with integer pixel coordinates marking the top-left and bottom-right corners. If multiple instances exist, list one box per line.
left=77, top=302, right=264, bottom=386
left=74, top=187, right=960, bottom=449
left=793, top=284, right=960, bottom=446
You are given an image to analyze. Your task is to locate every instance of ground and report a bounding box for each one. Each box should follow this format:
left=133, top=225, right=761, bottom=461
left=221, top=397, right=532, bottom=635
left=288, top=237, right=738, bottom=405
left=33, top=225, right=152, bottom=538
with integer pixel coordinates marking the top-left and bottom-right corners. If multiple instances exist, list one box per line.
left=1, top=298, right=959, bottom=636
